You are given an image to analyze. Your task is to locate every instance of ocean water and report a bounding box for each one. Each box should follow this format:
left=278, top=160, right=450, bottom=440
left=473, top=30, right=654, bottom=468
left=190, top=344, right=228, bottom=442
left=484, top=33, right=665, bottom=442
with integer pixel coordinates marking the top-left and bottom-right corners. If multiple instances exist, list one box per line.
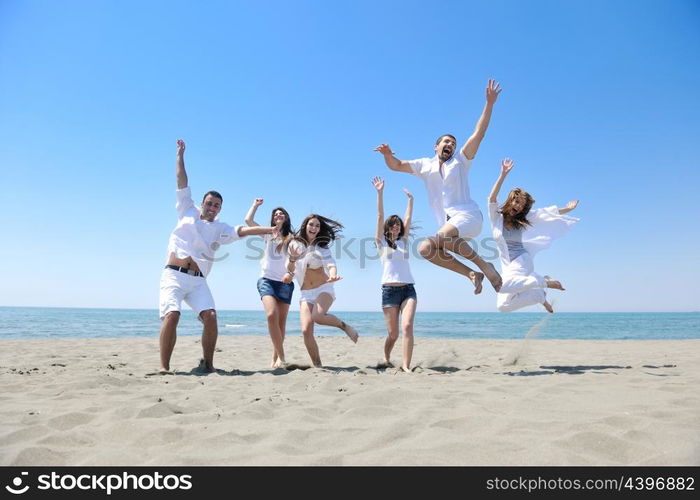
left=0, top=307, right=698, bottom=341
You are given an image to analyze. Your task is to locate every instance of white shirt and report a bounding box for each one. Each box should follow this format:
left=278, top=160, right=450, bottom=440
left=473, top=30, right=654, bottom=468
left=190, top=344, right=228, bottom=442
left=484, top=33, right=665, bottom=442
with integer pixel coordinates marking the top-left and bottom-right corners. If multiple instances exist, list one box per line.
left=408, top=151, right=479, bottom=227
left=287, top=240, right=336, bottom=286
left=379, top=239, right=414, bottom=285
left=488, top=201, right=579, bottom=268
left=165, top=187, right=242, bottom=278
left=260, top=234, right=288, bottom=282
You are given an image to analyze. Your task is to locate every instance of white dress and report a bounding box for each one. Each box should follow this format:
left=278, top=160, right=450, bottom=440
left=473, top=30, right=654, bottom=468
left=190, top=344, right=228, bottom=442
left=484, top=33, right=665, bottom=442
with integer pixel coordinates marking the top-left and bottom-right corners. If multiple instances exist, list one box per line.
left=488, top=201, right=579, bottom=312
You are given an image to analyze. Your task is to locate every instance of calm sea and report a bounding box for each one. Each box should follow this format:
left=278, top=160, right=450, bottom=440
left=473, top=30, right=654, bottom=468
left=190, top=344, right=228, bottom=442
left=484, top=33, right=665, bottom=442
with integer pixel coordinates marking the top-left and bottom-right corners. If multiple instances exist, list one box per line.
left=0, top=307, right=698, bottom=341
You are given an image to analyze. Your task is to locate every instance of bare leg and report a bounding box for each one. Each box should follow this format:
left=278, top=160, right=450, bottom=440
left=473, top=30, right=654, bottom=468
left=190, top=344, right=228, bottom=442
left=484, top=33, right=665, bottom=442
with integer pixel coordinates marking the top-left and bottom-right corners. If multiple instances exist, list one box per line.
left=437, top=227, right=502, bottom=292
left=382, top=306, right=400, bottom=366
left=276, top=302, right=290, bottom=367
left=313, top=293, right=358, bottom=343
left=299, top=301, right=322, bottom=367
left=262, top=295, right=286, bottom=368
left=419, top=238, right=484, bottom=294
left=159, top=311, right=180, bottom=372
left=199, top=309, right=218, bottom=372
left=400, top=298, right=417, bottom=371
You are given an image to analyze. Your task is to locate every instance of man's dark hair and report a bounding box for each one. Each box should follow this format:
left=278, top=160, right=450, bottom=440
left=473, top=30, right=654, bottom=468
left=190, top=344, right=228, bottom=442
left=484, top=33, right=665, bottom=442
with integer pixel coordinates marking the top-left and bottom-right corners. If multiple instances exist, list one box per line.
left=435, top=134, right=457, bottom=146
left=202, top=191, right=223, bottom=203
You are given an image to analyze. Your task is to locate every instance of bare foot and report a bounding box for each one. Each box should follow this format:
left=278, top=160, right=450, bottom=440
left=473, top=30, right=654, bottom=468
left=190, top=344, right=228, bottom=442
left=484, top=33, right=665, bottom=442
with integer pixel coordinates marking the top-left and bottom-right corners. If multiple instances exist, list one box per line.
left=543, top=300, right=554, bottom=313
left=400, top=365, right=413, bottom=373
left=272, top=359, right=288, bottom=370
left=195, top=358, right=215, bottom=374
left=470, top=271, right=484, bottom=295
left=482, top=261, right=502, bottom=292
left=377, top=359, right=394, bottom=368
left=341, top=322, right=359, bottom=343
left=545, top=276, right=565, bottom=290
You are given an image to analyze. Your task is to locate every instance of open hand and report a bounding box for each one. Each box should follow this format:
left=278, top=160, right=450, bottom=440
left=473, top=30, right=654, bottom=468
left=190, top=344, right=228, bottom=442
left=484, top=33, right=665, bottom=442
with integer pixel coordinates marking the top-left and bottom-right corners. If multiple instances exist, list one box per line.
left=373, top=143, right=395, bottom=157
left=403, top=188, right=413, bottom=199
left=501, top=157, right=514, bottom=175
left=486, top=79, right=502, bottom=104
left=372, top=176, right=384, bottom=192
left=565, top=200, right=579, bottom=211
left=288, top=244, right=303, bottom=260
left=326, top=275, right=343, bottom=283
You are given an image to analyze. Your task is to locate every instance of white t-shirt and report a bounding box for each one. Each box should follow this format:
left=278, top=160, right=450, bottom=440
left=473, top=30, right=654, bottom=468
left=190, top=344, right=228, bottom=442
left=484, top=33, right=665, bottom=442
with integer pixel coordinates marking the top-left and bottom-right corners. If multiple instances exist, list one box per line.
left=165, top=187, right=242, bottom=278
left=379, top=239, right=415, bottom=285
left=408, top=151, right=479, bottom=227
left=260, top=234, right=288, bottom=282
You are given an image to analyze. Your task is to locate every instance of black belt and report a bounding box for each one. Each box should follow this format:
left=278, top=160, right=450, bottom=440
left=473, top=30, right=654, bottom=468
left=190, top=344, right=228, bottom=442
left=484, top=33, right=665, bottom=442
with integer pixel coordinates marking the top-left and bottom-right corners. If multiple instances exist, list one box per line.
left=165, top=265, right=203, bottom=277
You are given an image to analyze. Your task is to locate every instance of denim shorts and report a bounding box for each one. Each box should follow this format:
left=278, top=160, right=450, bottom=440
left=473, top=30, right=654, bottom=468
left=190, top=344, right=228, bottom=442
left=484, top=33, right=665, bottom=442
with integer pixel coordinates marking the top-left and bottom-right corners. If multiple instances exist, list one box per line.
left=257, top=277, right=294, bottom=305
left=381, top=284, right=417, bottom=308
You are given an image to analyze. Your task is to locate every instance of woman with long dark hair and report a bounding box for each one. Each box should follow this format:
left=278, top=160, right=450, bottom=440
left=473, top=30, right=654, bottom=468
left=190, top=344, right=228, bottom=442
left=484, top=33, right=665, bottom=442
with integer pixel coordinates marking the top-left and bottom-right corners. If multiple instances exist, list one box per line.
left=245, top=199, right=295, bottom=368
left=488, top=158, right=579, bottom=313
left=372, top=176, right=417, bottom=372
left=283, top=214, right=358, bottom=367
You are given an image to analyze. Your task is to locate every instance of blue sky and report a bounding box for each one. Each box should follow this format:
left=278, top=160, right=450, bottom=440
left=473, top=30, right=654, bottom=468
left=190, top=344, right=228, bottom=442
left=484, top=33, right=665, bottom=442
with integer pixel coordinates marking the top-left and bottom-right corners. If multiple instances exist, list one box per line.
left=1, top=0, right=699, bottom=312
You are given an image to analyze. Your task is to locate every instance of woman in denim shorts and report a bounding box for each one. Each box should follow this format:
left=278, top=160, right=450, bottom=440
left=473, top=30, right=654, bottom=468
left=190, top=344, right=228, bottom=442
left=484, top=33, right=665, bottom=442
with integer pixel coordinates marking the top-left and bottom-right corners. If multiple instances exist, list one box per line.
left=245, top=199, right=295, bottom=368
left=372, top=177, right=417, bottom=372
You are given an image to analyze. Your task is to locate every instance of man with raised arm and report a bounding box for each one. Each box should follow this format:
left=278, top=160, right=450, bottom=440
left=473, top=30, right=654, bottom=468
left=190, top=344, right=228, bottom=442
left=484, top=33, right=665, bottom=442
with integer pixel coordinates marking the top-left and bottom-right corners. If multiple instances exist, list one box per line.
left=375, top=79, right=504, bottom=295
left=158, top=139, right=275, bottom=374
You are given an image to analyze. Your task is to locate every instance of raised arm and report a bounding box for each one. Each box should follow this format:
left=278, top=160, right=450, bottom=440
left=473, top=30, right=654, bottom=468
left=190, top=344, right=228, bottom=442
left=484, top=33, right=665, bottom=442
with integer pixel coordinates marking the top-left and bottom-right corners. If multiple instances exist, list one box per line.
left=244, top=198, right=264, bottom=227
left=489, top=158, right=514, bottom=204
left=176, top=139, right=188, bottom=189
left=402, top=188, right=413, bottom=240
left=374, top=143, right=412, bottom=174
left=238, top=225, right=275, bottom=237
left=462, top=79, right=502, bottom=160
left=558, top=200, right=580, bottom=215
left=372, top=176, right=385, bottom=245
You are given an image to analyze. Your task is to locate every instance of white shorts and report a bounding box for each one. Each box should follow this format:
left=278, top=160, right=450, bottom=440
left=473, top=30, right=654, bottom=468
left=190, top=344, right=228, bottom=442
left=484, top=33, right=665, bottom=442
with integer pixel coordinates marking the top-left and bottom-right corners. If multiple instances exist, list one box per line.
left=445, top=210, right=483, bottom=239
left=159, top=268, right=215, bottom=320
left=299, top=282, right=335, bottom=305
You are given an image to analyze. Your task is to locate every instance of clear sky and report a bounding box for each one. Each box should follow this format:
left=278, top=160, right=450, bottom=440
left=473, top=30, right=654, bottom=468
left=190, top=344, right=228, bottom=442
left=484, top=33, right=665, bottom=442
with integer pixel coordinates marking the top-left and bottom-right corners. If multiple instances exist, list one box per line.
left=1, top=0, right=699, bottom=312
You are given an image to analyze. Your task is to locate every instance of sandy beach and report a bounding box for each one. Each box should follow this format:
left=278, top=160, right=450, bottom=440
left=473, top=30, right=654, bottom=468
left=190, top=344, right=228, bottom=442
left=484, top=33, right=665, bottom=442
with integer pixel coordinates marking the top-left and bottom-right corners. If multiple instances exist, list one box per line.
left=1, top=335, right=698, bottom=466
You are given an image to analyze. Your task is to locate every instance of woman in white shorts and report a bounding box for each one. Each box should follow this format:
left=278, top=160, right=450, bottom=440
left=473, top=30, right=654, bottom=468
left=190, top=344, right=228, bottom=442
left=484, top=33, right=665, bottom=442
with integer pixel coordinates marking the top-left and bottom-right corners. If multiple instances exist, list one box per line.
left=488, top=158, right=580, bottom=313
left=245, top=198, right=295, bottom=369
left=283, top=214, right=359, bottom=367
left=372, top=176, right=417, bottom=372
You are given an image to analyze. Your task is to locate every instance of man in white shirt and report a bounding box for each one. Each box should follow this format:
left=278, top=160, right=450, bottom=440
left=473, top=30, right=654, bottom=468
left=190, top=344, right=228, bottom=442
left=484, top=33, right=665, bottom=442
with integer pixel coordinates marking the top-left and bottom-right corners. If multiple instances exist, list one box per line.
left=159, top=140, right=275, bottom=374
left=375, top=79, right=503, bottom=294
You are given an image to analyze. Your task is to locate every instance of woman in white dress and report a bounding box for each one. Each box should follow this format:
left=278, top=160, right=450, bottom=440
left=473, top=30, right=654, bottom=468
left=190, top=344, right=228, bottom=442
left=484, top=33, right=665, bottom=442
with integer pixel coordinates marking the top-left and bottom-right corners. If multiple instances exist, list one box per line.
left=488, top=158, right=579, bottom=313
left=372, top=176, right=417, bottom=372
left=283, top=214, right=359, bottom=367
left=245, top=199, right=294, bottom=368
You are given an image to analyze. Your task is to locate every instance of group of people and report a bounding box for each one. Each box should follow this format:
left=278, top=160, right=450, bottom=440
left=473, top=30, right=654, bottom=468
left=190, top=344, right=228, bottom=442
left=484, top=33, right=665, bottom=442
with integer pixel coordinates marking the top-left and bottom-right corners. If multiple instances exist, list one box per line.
left=157, top=79, right=580, bottom=374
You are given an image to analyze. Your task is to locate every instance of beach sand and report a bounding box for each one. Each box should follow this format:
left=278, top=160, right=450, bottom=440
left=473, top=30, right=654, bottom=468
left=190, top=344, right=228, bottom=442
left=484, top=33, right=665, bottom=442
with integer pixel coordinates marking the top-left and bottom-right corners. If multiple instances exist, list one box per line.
left=1, top=335, right=698, bottom=466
